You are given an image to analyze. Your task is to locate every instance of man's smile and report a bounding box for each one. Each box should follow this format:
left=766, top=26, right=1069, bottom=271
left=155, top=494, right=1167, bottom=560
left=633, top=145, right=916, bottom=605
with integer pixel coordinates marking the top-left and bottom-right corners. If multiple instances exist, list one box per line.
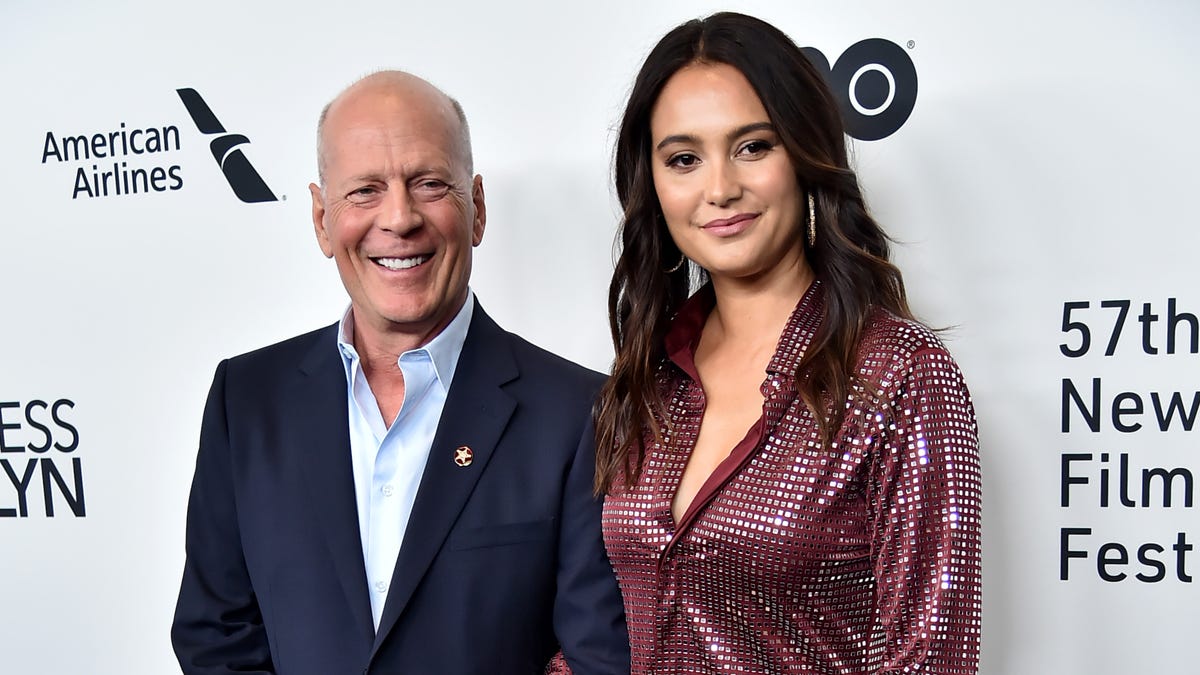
left=372, top=254, right=432, bottom=271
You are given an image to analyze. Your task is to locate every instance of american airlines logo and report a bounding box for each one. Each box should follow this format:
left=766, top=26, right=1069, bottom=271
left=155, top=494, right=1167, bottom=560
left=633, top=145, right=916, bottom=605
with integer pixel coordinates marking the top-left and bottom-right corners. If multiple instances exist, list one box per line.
left=177, top=88, right=278, bottom=203
left=41, top=121, right=184, bottom=199
left=39, top=89, right=278, bottom=203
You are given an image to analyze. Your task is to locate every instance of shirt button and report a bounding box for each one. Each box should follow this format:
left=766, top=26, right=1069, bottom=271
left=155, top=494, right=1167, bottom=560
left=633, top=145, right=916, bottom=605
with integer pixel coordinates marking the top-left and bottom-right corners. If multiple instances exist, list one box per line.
left=381, top=484, right=395, bottom=497
left=374, top=580, right=388, bottom=593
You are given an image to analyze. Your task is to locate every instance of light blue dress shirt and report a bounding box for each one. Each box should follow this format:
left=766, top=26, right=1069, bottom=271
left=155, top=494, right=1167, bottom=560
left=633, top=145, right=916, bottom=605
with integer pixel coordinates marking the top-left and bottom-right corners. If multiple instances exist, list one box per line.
left=335, top=293, right=474, bottom=630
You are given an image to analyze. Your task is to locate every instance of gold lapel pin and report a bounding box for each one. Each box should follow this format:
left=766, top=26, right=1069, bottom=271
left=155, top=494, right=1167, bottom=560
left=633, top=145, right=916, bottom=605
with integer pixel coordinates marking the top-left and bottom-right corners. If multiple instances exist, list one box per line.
left=453, top=445, right=474, bottom=467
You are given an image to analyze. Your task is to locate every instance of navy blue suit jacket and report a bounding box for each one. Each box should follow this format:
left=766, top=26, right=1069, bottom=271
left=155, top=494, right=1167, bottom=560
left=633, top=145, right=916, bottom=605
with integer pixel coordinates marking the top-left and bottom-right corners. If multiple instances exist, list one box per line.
left=172, top=306, right=629, bottom=674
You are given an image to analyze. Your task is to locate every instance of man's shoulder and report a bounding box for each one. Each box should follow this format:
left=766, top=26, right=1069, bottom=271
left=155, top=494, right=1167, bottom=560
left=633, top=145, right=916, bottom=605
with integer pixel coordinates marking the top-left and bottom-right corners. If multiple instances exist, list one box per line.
left=500, top=330, right=606, bottom=388
left=469, top=309, right=605, bottom=397
left=222, top=323, right=339, bottom=376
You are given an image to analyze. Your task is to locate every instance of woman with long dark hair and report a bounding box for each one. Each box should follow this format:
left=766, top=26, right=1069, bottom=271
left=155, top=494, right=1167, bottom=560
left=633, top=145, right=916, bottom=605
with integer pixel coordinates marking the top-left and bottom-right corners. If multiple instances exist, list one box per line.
left=594, top=12, right=981, bottom=674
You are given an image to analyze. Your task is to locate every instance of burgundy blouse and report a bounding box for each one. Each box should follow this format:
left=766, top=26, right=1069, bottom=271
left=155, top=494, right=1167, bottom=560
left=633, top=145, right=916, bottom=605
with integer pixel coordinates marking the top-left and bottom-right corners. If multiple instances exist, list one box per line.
left=602, top=281, right=982, bottom=674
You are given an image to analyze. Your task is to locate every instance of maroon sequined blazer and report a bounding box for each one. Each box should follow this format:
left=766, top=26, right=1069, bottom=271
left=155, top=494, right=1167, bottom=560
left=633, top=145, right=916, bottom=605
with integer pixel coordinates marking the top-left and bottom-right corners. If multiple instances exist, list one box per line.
left=602, top=280, right=982, bottom=674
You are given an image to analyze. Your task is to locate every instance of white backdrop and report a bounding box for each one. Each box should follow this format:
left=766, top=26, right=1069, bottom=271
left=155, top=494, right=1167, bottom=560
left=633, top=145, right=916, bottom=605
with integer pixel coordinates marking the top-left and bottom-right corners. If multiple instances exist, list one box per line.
left=2, top=1, right=1197, bottom=673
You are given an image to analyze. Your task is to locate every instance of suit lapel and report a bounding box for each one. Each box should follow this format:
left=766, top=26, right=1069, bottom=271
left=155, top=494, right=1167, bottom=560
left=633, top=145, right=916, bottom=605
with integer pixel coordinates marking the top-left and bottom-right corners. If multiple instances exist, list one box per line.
left=293, top=325, right=375, bottom=645
left=371, top=307, right=518, bottom=654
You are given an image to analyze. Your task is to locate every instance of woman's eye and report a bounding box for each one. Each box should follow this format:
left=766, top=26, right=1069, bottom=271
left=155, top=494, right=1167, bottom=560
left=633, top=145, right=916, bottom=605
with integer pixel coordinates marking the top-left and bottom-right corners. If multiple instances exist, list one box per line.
left=667, top=153, right=699, bottom=169
left=739, top=140, right=773, bottom=156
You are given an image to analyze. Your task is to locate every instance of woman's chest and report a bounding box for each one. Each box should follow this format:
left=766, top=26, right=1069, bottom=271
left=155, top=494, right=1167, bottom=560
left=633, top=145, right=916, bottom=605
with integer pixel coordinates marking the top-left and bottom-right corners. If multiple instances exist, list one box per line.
left=604, top=396, right=889, bottom=581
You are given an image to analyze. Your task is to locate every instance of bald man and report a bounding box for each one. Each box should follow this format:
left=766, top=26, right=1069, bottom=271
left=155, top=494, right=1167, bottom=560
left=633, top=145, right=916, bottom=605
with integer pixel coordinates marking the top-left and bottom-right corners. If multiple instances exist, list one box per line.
left=171, top=72, right=629, bottom=675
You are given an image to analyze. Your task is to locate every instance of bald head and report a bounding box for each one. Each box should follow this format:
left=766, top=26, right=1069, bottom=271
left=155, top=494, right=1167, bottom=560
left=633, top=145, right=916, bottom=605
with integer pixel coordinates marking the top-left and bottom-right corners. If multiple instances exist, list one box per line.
left=316, top=71, right=473, bottom=185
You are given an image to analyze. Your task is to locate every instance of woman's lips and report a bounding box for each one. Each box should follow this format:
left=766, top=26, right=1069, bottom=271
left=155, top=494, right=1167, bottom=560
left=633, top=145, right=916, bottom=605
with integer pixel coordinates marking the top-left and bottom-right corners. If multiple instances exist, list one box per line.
left=701, top=212, right=758, bottom=237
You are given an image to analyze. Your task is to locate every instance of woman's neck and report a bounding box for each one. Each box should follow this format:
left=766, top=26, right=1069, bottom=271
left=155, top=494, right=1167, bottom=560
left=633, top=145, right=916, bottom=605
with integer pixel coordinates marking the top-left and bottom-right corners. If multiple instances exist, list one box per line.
left=705, top=259, right=815, bottom=348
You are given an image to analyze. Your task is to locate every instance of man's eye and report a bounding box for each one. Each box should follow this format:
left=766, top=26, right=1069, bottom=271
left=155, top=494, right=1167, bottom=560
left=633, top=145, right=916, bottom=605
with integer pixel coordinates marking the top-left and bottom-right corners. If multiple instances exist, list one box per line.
left=413, top=180, right=451, bottom=201
left=347, top=187, right=378, bottom=201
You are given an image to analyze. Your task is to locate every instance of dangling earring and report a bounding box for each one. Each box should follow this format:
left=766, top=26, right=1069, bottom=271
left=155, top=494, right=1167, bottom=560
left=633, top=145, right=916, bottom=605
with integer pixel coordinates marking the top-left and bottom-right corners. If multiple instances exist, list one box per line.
left=807, top=192, right=817, bottom=248
left=658, top=210, right=687, bottom=273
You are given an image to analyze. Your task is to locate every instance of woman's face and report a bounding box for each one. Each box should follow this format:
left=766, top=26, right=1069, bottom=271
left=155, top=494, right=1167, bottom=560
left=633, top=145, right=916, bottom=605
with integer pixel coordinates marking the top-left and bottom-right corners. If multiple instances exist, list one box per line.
left=649, top=62, right=807, bottom=288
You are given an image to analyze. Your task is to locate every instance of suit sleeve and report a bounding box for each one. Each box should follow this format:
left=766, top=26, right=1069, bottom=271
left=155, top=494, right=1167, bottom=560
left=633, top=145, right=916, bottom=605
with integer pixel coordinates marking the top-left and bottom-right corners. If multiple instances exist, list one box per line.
left=870, top=348, right=982, bottom=674
left=553, top=414, right=631, bottom=675
left=171, top=360, right=275, bottom=674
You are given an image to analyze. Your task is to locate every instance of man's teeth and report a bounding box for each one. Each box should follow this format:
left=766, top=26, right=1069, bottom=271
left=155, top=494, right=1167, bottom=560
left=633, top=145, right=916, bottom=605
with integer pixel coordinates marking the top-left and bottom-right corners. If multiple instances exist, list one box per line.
left=375, top=255, right=430, bottom=270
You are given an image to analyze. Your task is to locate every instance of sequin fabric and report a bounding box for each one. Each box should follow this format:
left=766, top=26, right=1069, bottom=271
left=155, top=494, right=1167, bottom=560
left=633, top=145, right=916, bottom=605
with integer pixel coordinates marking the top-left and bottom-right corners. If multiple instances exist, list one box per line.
left=602, top=280, right=982, bottom=674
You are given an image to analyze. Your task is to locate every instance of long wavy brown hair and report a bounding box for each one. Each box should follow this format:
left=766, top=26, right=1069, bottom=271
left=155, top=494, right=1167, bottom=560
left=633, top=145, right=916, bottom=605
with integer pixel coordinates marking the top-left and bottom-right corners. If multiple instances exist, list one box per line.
left=594, top=12, right=914, bottom=495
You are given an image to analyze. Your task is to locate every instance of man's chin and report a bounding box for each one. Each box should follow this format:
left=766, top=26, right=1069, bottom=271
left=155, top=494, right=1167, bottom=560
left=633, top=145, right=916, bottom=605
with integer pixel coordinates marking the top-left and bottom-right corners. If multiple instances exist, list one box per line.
left=351, top=304, right=455, bottom=339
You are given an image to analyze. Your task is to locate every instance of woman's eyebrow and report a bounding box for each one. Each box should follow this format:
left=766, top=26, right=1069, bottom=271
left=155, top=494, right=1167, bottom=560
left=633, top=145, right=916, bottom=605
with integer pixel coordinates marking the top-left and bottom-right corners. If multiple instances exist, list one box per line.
left=655, top=122, right=775, bottom=151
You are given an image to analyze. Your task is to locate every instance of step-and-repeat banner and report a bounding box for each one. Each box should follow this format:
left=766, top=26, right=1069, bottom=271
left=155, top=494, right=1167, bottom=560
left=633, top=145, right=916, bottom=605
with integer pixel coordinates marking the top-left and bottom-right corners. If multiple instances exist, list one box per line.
left=2, top=1, right=1195, bottom=673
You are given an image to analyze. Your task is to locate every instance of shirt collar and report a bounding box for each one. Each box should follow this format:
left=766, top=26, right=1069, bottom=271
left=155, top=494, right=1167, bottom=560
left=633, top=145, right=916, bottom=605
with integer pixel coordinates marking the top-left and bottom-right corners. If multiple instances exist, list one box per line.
left=664, top=279, right=825, bottom=382
left=663, top=285, right=715, bottom=384
left=335, top=290, right=475, bottom=392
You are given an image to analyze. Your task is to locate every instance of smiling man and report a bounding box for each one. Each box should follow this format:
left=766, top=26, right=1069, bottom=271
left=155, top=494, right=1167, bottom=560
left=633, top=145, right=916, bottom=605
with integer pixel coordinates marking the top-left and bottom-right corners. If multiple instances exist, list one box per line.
left=171, top=71, right=629, bottom=675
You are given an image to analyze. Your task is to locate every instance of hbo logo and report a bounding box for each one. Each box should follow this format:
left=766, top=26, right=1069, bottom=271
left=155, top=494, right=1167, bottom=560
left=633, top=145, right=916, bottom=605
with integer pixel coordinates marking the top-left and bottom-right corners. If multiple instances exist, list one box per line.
left=803, top=39, right=918, bottom=141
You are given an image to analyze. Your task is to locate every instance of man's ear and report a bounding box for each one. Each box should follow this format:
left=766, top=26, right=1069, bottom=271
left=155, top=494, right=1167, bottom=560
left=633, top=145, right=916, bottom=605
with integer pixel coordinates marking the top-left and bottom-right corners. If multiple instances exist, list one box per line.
left=309, top=183, right=334, bottom=258
left=471, top=174, right=486, bottom=246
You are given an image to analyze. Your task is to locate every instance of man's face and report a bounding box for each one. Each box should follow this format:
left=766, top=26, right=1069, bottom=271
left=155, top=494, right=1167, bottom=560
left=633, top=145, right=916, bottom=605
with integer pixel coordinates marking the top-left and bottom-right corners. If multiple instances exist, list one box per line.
left=310, top=86, right=485, bottom=345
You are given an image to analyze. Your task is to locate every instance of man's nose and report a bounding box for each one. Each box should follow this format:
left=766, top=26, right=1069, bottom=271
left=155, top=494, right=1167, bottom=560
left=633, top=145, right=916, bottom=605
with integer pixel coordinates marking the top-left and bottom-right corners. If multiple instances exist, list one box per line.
left=379, top=185, right=423, bottom=234
left=704, top=160, right=742, bottom=207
